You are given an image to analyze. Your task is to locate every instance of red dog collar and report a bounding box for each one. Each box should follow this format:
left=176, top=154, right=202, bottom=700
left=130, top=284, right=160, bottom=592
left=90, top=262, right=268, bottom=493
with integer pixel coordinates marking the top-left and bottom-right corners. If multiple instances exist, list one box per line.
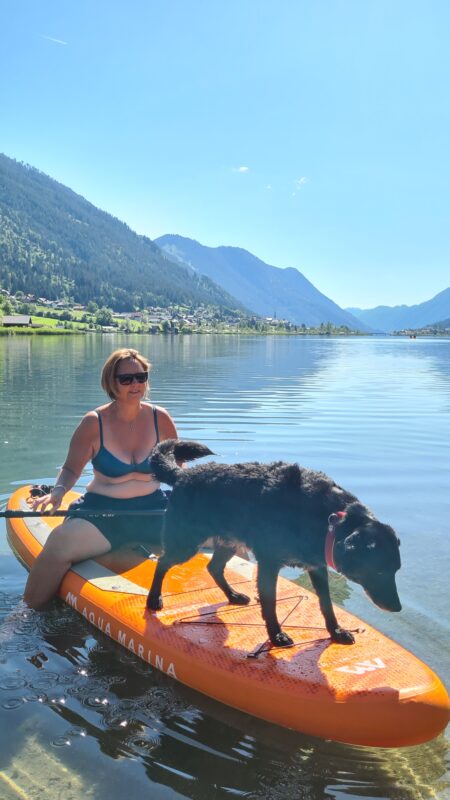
left=325, top=511, right=346, bottom=570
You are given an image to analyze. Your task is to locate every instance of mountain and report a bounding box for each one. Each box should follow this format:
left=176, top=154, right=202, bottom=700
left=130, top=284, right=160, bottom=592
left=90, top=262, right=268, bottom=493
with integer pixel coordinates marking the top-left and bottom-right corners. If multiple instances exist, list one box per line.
left=347, top=288, right=450, bottom=332
left=430, top=317, right=450, bottom=329
left=155, top=235, right=369, bottom=330
left=0, top=154, right=245, bottom=312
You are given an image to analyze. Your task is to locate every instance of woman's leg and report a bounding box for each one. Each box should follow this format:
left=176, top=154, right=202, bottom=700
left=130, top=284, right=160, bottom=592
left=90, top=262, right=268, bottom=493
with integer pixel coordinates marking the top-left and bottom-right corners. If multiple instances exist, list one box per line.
left=23, top=517, right=112, bottom=610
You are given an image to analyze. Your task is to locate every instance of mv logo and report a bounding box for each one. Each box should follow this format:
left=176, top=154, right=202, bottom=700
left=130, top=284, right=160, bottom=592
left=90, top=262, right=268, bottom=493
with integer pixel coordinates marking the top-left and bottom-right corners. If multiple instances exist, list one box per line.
left=336, top=657, right=386, bottom=675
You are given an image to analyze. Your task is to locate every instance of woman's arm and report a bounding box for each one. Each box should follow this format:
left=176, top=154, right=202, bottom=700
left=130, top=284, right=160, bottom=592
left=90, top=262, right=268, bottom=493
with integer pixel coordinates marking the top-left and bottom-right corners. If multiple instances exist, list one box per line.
left=154, top=406, right=185, bottom=467
left=33, top=413, right=98, bottom=512
left=155, top=406, right=178, bottom=441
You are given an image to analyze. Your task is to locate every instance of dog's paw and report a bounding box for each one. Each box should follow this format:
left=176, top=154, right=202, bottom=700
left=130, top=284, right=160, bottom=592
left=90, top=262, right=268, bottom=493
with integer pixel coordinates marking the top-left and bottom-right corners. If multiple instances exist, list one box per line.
left=228, top=591, right=251, bottom=606
left=331, top=627, right=355, bottom=645
left=271, top=631, right=294, bottom=647
left=146, top=595, right=163, bottom=612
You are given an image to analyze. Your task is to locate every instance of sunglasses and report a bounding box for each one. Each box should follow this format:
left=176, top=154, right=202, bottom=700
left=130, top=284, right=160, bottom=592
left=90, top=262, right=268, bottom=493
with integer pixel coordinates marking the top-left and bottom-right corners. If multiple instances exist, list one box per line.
left=115, top=371, right=149, bottom=386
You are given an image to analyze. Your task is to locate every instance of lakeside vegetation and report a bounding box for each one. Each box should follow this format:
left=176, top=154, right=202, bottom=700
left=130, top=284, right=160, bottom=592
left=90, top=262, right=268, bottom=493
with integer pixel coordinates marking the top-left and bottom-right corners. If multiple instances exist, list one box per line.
left=3, top=288, right=448, bottom=339
left=0, top=291, right=361, bottom=336
left=392, top=320, right=450, bottom=337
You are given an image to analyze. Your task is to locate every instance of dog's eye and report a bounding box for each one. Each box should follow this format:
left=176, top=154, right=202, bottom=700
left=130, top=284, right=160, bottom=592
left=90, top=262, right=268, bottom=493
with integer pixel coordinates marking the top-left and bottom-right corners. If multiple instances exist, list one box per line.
left=397, top=537, right=401, bottom=546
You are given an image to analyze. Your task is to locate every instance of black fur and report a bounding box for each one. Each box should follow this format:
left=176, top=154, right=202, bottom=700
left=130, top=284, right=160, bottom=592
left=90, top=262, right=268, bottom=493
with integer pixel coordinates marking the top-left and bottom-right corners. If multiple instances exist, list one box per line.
left=147, top=440, right=401, bottom=647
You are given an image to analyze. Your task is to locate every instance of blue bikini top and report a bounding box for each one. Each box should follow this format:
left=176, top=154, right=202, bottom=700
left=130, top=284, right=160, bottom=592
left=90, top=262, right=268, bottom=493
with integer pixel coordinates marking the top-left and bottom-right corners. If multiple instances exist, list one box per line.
left=91, top=406, right=159, bottom=478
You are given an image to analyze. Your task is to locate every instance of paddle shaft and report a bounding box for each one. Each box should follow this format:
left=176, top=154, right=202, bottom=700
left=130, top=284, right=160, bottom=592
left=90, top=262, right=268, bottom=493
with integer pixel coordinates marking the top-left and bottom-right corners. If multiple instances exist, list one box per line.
left=1, top=509, right=166, bottom=518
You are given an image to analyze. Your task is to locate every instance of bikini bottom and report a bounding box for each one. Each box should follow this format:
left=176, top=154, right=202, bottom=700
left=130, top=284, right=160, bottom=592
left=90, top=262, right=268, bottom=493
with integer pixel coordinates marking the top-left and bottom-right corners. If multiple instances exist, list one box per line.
left=66, top=489, right=168, bottom=549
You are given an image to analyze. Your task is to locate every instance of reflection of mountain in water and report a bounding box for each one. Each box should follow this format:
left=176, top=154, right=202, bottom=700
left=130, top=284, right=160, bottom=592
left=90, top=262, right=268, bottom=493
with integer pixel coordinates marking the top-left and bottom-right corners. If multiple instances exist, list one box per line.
left=0, top=335, right=334, bottom=488
left=152, top=334, right=337, bottom=455
left=4, top=333, right=450, bottom=486
left=0, top=595, right=447, bottom=800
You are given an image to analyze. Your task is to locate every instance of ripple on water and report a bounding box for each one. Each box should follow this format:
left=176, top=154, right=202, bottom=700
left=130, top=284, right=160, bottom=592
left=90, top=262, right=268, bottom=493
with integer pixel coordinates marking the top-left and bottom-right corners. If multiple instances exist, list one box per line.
left=2, top=697, right=25, bottom=710
left=81, top=694, right=110, bottom=709
left=102, top=700, right=140, bottom=729
left=0, top=638, right=36, bottom=653
left=127, top=730, right=162, bottom=756
left=29, top=671, right=60, bottom=690
left=0, top=674, right=27, bottom=690
left=67, top=677, right=115, bottom=702
left=50, top=725, right=88, bottom=748
left=51, top=735, right=73, bottom=748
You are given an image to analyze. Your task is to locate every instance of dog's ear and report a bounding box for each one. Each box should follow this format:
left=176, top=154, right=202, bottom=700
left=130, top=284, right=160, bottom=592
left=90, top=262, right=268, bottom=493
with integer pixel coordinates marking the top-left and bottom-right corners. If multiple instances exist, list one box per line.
left=344, top=501, right=371, bottom=527
left=341, top=503, right=373, bottom=553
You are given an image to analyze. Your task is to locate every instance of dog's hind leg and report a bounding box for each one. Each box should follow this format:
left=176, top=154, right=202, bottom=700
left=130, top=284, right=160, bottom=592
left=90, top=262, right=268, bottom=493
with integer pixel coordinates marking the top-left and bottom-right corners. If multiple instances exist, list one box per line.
left=307, top=567, right=355, bottom=644
left=207, top=544, right=251, bottom=605
left=257, top=560, right=293, bottom=647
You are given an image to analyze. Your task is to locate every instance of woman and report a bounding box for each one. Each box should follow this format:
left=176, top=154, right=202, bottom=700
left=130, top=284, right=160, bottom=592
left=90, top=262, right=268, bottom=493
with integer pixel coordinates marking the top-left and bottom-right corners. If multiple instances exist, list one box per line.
left=24, top=348, right=178, bottom=610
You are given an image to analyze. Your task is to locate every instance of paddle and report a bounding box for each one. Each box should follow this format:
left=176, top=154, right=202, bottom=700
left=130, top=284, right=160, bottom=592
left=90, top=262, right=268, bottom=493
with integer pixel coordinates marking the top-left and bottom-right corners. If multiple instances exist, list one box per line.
left=1, top=509, right=167, bottom=518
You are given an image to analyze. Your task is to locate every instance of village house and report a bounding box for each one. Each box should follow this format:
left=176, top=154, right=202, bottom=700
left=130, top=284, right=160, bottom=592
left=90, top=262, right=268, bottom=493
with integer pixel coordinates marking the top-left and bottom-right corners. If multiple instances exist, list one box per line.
left=1, top=315, right=32, bottom=327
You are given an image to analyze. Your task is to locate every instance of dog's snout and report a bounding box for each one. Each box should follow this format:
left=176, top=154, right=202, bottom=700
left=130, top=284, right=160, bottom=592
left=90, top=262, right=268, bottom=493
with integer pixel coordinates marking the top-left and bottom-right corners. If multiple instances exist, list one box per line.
left=365, top=587, right=402, bottom=613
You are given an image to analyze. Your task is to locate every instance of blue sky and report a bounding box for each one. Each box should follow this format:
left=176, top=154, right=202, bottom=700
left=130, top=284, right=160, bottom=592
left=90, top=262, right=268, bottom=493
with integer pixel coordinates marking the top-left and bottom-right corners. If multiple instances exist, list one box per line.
left=1, top=1, right=449, bottom=308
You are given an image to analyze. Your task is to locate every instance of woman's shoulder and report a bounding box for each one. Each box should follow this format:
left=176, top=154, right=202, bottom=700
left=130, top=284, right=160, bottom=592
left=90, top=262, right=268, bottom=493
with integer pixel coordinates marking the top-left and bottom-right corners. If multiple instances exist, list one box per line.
left=145, top=401, right=162, bottom=410
left=86, top=402, right=112, bottom=419
left=146, top=403, right=171, bottom=420
left=148, top=404, right=177, bottom=438
left=80, top=404, right=110, bottom=428
left=70, top=409, right=103, bottom=445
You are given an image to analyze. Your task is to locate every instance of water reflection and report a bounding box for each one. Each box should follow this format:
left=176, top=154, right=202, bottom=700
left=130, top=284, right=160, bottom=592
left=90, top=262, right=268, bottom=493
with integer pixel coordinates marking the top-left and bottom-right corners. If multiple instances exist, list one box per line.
left=1, top=334, right=450, bottom=799
left=1, top=598, right=447, bottom=800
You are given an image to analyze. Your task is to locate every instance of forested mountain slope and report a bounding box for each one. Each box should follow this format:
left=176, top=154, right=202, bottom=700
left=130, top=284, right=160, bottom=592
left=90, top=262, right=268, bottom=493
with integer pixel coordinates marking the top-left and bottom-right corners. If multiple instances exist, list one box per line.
left=0, top=154, right=244, bottom=311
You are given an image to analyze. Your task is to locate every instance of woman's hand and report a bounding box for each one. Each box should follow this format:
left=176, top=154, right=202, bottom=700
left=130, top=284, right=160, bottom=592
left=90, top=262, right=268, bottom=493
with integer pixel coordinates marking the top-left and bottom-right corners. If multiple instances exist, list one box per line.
left=31, top=486, right=66, bottom=514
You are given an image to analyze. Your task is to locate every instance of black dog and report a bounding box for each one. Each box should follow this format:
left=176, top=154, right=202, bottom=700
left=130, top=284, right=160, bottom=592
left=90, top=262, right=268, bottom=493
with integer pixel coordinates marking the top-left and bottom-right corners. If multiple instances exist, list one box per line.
left=147, top=440, right=401, bottom=647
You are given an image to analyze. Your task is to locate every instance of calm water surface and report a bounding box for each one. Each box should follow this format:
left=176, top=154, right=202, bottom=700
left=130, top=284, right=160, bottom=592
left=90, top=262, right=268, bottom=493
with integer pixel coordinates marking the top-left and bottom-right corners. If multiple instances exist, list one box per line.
left=0, top=334, right=449, bottom=799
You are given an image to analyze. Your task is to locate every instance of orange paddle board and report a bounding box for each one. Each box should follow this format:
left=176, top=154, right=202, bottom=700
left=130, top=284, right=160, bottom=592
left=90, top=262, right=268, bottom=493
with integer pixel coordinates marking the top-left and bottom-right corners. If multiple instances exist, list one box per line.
left=6, top=485, right=450, bottom=747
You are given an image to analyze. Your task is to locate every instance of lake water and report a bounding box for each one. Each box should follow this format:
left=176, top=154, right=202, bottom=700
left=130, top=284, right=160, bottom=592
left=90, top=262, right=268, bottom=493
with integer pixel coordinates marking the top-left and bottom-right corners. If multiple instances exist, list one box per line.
left=0, top=333, right=449, bottom=800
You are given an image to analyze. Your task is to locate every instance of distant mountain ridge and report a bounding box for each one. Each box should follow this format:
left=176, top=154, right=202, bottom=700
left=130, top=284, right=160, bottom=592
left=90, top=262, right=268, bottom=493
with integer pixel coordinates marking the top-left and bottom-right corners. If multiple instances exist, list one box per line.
left=347, top=288, right=450, bottom=332
left=155, top=234, right=369, bottom=330
left=0, top=154, right=245, bottom=312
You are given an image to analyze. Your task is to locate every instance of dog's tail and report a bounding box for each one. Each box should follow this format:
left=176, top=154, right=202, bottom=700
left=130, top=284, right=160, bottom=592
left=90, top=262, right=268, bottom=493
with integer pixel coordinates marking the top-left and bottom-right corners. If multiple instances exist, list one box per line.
left=150, top=438, right=214, bottom=485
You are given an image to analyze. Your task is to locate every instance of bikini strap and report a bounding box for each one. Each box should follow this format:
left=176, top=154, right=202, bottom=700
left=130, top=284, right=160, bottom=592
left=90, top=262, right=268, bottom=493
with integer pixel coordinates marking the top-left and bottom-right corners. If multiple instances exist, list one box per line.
left=152, top=406, right=160, bottom=443
left=95, top=410, right=104, bottom=445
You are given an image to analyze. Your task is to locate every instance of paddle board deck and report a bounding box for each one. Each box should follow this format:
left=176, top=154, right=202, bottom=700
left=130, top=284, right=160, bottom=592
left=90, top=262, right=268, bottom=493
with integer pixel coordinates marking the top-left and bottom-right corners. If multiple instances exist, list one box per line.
left=6, top=486, right=450, bottom=747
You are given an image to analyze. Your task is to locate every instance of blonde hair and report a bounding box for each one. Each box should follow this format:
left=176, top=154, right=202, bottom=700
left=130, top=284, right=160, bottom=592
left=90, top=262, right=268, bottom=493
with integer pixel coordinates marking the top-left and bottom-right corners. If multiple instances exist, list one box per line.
left=101, top=348, right=151, bottom=399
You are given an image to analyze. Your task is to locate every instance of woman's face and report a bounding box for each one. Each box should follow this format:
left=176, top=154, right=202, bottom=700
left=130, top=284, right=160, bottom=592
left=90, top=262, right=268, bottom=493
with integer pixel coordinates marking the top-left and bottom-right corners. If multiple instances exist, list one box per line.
left=114, top=358, right=149, bottom=401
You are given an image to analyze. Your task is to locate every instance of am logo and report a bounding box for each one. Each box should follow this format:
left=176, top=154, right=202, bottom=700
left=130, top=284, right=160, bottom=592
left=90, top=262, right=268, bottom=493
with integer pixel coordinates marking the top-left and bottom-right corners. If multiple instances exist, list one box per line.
left=336, top=657, right=386, bottom=675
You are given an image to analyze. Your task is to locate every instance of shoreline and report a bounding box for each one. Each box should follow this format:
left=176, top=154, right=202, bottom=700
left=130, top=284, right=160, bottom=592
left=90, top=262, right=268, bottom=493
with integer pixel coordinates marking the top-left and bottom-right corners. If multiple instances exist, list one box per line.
left=1, top=327, right=448, bottom=338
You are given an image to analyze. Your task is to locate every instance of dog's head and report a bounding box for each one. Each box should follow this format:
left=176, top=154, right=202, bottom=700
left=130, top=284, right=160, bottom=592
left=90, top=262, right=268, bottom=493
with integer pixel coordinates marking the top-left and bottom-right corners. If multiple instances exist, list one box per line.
left=331, top=502, right=402, bottom=612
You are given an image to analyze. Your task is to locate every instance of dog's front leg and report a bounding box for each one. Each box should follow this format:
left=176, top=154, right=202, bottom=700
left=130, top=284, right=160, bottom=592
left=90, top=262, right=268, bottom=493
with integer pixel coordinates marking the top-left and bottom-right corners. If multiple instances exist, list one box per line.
left=146, top=554, right=175, bottom=611
left=307, top=566, right=355, bottom=644
left=257, top=560, right=293, bottom=647
left=207, top=544, right=250, bottom=605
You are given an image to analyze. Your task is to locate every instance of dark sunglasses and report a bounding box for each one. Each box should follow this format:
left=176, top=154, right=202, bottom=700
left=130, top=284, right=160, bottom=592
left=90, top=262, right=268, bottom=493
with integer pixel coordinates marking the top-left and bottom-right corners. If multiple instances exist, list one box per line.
left=115, top=371, right=149, bottom=386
